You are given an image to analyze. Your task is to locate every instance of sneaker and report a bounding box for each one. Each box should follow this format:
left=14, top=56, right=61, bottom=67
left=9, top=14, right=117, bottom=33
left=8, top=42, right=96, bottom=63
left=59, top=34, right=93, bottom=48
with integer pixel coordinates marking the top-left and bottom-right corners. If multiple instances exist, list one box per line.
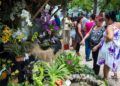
left=86, top=59, right=92, bottom=61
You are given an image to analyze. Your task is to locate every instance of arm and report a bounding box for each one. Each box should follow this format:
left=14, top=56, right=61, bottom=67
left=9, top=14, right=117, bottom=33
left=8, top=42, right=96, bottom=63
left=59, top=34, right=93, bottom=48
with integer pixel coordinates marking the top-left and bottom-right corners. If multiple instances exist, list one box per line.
left=82, top=27, right=92, bottom=41
left=84, top=23, right=87, bottom=32
left=78, top=24, right=83, bottom=39
left=80, top=26, right=92, bottom=45
left=105, top=26, right=114, bottom=42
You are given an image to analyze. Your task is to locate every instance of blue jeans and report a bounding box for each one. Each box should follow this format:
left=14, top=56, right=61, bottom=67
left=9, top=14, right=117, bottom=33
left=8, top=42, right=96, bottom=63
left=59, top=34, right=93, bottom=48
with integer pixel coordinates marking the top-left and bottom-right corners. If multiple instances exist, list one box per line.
left=85, top=38, right=91, bottom=60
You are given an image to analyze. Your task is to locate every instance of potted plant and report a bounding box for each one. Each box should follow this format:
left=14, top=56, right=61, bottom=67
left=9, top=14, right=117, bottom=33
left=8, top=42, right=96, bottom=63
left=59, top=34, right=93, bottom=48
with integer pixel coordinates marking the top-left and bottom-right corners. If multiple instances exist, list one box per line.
left=5, top=42, right=25, bottom=62
left=47, top=62, right=70, bottom=86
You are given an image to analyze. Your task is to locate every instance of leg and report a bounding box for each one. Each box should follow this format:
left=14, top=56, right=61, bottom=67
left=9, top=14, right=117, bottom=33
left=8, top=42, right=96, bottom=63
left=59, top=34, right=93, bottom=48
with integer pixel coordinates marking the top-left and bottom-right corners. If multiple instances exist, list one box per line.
left=85, top=39, right=91, bottom=60
left=75, top=43, right=80, bottom=56
left=103, top=64, right=110, bottom=79
left=92, top=49, right=100, bottom=75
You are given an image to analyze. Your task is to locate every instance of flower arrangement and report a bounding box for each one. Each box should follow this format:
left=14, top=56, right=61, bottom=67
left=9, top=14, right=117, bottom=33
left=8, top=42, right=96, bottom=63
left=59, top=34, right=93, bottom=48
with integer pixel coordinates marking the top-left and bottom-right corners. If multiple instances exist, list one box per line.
left=10, top=1, right=26, bottom=21
left=46, top=20, right=60, bottom=35
left=0, top=25, right=12, bottom=43
left=12, top=29, right=27, bottom=42
left=21, top=9, right=32, bottom=27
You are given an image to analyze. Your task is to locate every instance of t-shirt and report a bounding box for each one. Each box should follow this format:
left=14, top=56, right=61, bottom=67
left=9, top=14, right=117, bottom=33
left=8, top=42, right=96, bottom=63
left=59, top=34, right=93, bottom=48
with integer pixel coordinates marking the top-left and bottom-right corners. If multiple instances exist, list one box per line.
left=85, top=21, right=95, bottom=34
left=81, top=17, right=89, bottom=30
left=89, top=26, right=105, bottom=48
left=55, top=17, right=61, bottom=27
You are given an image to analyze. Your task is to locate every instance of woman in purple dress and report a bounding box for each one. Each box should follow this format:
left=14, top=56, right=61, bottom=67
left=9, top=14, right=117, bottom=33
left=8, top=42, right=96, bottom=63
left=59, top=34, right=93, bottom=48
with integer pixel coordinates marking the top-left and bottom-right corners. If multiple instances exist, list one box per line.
left=93, top=11, right=120, bottom=80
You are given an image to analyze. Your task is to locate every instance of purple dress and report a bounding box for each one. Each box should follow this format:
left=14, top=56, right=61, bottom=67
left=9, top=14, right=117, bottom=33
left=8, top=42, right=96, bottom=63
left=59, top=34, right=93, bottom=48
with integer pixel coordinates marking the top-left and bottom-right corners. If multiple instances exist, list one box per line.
left=97, top=25, right=120, bottom=72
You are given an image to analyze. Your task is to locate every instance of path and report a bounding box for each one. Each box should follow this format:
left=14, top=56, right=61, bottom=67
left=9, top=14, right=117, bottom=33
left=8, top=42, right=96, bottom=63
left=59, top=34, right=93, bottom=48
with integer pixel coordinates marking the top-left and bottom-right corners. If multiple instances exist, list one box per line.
left=71, top=45, right=120, bottom=86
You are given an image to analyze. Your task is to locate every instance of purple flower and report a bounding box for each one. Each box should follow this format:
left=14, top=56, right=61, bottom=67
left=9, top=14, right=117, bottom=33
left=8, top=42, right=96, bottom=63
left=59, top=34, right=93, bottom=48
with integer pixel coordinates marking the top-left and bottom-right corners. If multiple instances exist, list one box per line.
left=48, top=21, right=52, bottom=25
left=43, top=23, right=49, bottom=30
left=54, top=26, right=59, bottom=30
left=52, top=20, right=56, bottom=25
left=98, top=58, right=105, bottom=65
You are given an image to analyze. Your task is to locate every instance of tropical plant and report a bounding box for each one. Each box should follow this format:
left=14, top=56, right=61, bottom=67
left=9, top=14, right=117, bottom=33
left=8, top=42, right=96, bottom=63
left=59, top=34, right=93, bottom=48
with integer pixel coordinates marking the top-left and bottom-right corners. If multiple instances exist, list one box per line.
left=47, top=62, right=70, bottom=86
left=32, top=60, right=70, bottom=86
left=32, top=61, right=48, bottom=86
left=55, top=52, right=82, bottom=74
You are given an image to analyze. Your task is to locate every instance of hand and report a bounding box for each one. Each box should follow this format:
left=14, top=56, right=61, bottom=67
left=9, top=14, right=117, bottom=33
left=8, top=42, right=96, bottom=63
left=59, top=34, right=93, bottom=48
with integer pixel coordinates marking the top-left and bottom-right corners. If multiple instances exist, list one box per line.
left=92, top=46, right=98, bottom=52
left=80, top=39, right=85, bottom=45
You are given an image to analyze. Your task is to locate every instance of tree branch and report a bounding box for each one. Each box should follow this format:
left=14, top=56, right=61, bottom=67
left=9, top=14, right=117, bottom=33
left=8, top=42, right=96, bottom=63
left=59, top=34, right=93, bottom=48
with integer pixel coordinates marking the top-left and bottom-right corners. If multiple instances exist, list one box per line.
left=32, top=0, right=50, bottom=20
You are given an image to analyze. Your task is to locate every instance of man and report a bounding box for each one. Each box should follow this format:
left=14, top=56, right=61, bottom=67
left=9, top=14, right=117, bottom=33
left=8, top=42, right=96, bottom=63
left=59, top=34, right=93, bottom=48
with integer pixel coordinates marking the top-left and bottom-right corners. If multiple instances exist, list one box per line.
left=54, top=15, right=61, bottom=27
left=81, top=12, right=89, bottom=37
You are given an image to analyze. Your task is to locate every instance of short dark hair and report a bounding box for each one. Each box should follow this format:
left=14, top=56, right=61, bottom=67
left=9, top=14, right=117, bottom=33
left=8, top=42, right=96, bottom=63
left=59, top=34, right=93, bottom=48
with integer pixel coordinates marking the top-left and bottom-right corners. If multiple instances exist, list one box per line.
left=105, top=11, right=117, bottom=22
left=90, top=14, right=96, bottom=20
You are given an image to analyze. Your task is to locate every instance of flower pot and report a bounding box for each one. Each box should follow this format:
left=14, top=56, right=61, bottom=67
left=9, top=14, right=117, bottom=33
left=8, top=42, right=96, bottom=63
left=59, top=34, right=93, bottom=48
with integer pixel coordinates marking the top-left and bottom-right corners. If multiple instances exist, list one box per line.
left=0, top=71, right=7, bottom=80
left=64, top=44, right=69, bottom=50
left=55, top=79, right=63, bottom=86
left=15, top=56, right=24, bottom=62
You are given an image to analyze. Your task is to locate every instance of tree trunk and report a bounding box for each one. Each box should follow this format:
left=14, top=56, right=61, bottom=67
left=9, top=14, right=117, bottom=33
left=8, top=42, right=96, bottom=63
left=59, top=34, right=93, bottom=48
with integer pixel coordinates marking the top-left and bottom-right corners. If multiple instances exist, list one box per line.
left=93, top=0, right=98, bottom=15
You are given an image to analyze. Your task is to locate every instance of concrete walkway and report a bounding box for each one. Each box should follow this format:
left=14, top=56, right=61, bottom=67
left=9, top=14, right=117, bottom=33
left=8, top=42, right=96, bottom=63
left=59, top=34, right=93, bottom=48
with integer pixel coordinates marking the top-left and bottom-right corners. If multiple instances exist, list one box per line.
left=71, top=45, right=120, bottom=86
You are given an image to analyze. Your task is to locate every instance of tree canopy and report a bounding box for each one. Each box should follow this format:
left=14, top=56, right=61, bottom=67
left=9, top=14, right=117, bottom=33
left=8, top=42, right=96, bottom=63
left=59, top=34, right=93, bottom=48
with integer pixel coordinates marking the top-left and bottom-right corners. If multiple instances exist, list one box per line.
left=68, top=0, right=120, bottom=14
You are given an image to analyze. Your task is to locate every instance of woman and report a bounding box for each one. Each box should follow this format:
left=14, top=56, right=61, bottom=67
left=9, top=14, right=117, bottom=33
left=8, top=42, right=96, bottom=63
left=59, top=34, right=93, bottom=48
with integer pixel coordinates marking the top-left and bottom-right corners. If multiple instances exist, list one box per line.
left=85, top=14, right=95, bottom=61
left=81, top=16, right=105, bottom=75
left=93, top=11, right=120, bottom=80
left=75, top=17, right=83, bottom=56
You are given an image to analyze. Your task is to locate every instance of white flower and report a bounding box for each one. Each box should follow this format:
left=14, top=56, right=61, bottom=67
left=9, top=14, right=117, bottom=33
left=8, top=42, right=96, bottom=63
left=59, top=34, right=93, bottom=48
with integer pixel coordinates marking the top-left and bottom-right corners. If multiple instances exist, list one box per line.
left=10, top=13, right=15, bottom=21
left=65, top=79, right=71, bottom=86
left=21, top=9, right=29, bottom=19
left=21, top=9, right=32, bottom=26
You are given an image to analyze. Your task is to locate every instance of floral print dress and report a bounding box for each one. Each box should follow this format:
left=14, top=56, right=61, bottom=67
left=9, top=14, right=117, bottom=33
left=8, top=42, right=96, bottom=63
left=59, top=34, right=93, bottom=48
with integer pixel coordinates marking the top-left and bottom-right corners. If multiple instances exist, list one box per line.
left=97, top=25, right=120, bottom=72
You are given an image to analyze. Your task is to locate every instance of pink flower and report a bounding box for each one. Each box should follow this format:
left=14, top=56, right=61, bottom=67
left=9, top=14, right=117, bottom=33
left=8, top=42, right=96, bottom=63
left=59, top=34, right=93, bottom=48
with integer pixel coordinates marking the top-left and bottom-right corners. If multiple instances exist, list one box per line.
left=66, top=60, right=72, bottom=65
left=46, top=29, right=51, bottom=34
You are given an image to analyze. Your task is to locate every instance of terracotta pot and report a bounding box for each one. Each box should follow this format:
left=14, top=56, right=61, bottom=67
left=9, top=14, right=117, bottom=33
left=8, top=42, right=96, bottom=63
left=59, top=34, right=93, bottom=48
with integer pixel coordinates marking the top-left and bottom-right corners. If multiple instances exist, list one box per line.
left=64, top=44, right=69, bottom=50
left=55, top=79, right=63, bottom=86
left=15, top=56, right=24, bottom=62
left=0, top=71, right=7, bottom=80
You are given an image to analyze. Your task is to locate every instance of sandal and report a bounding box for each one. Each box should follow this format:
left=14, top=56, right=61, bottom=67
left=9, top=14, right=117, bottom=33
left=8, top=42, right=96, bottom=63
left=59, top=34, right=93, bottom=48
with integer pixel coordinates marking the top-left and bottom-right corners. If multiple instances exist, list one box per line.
left=111, top=74, right=118, bottom=81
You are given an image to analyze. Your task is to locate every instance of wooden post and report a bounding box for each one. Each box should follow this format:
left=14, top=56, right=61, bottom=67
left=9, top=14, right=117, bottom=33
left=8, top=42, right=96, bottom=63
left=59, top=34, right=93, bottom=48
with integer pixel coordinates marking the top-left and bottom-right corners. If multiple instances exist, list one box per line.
left=32, top=0, right=50, bottom=20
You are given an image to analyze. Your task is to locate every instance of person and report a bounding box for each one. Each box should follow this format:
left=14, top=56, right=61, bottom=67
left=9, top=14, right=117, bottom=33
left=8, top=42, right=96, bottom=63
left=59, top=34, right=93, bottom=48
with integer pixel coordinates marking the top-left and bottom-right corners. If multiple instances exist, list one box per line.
left=63, top=16, right=72, bottom=50
left=70, top=20, right=77, bottom=48
left=85, top=14, right=96, bottom=61
left=81, top=12, right=90, bottom=37
left=81, top=16, right=105, bottom=75
left=54, top=15, right=61, bottom=27
left=75, top=17, right=83, bottom=56
left=93, top=11, right=120, bottom=80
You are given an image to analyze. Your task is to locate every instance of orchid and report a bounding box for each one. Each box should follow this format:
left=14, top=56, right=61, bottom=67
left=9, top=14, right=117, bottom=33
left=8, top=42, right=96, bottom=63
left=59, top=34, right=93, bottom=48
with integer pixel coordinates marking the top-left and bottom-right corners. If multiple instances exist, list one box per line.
left=21, top=9, right=32, bottom=27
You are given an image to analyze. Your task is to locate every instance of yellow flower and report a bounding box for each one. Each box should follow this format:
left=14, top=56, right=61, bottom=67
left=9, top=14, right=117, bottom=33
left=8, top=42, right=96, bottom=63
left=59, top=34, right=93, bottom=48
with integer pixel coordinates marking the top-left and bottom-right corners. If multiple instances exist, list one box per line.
left=1, top=26, right=12, bottom=43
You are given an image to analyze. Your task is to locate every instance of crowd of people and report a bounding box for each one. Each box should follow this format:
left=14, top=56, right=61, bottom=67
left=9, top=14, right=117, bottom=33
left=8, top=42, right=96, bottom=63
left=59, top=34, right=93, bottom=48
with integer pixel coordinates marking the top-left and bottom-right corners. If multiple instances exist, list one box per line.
left=68, top=11, right=120, bottom=81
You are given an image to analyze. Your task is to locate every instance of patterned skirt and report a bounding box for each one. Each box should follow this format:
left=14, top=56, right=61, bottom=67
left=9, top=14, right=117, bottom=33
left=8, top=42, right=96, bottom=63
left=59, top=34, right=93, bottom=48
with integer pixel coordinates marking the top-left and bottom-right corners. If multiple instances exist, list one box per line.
left=97, top=41, right=120, bottom=72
